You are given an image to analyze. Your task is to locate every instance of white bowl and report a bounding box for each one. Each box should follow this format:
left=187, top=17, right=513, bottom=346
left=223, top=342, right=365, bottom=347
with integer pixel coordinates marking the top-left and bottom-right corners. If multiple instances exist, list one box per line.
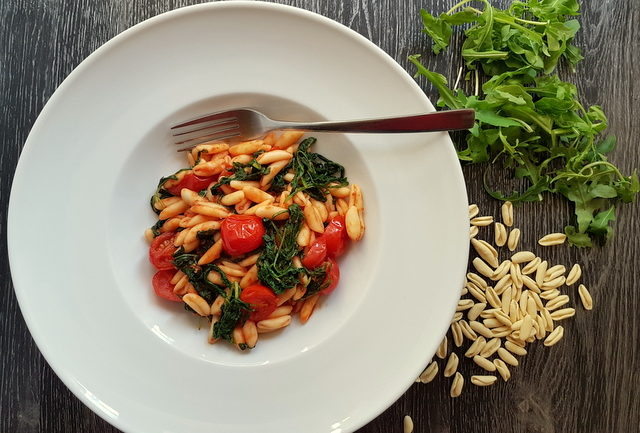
left=8, top=2, right=469, bottom=432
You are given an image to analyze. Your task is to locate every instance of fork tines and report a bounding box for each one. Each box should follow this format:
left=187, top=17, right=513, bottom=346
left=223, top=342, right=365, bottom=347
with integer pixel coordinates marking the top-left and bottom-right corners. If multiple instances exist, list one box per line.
left=171, top=112, right=241, bottom=150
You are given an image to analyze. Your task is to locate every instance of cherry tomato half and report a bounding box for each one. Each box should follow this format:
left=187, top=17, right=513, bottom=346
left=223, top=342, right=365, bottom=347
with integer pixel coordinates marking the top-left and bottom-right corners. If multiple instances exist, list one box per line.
left=302, top=237, right=327, bottom=269
left=323, top=215, right=348, bottom=257
left=320, top=258, right=341, bottom=295
left=165, top=173, right=216, bottom=196
left=149, top=231, right=177, bottom=270
left=152, top=270, right=181, bottom=302
left=221, top=214, right=266, bottom=256
left=240, top=284, right=278, bottom=322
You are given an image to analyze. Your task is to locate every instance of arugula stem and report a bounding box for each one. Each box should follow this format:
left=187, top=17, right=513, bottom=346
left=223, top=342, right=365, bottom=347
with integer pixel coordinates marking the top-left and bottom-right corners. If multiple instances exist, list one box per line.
left=446, top=0, right=477, bottom=15
left=552, top=128, right=573, bottom=135
left=493, top=17, right=540, bottom=39
left=465, top=50, right=510, bottom=58
left=539, top=154, right=564, bottom=172
left=475, top=69, right=479, bottom=96
left=510, top=108, right=553, bottom=137
left=476, top=0, right=494, bottom=48
left=509, top=117, right=534, bottom=133
left=453, top=66, right=464, bottom=89
left=513, top=17, right=549, bottom=26
left=550, top=167, right=617, bottom=183
left=580, top=161, right=625, bottom=179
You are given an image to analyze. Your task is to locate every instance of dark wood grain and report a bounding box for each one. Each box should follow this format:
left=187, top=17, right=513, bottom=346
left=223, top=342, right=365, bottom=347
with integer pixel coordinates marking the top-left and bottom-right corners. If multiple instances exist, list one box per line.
left=1, top=1, right=638, bottom=432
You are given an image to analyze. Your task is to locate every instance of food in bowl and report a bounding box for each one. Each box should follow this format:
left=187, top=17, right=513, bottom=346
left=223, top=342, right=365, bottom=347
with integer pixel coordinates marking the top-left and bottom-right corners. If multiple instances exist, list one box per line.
left=145, top=131, right=365, bottom=349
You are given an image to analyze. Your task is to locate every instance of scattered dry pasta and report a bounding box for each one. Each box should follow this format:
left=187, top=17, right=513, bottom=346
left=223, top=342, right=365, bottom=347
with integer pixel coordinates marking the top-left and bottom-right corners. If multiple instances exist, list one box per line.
left=417, top=203, right=592, bottom=397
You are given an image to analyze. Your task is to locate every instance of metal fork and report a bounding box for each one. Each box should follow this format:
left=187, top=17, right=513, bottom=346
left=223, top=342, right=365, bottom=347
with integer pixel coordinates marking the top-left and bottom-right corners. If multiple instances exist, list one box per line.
left=171, top=107, right=475, bottom=151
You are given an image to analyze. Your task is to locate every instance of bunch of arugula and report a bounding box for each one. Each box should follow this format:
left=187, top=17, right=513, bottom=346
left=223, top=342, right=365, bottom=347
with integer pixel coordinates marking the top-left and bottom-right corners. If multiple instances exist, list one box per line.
left=412, top=0, right=638, bottom=246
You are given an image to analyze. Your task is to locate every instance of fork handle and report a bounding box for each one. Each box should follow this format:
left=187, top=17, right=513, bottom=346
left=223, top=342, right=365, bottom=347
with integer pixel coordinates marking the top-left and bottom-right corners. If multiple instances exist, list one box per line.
left=273, top=109, right=475, bottom=133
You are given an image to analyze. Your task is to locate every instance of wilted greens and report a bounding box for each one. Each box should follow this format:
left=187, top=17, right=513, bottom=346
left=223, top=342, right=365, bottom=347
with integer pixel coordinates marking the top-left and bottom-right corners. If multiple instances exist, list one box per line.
left=271, top=137, right=348, bottom=201
left=412, top=0, right=638, bottom=246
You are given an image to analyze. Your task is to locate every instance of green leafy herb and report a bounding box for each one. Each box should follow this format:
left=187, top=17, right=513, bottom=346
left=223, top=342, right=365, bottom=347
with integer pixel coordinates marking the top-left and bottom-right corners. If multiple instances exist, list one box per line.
left=412, top=0, right=638, bottom=246
left=301, top=264, right=330, bottom=299
left=150, top=219, right=166, bottom=237
left=204, top=263, right=234, bottom=289
left=150, top=168, right=190, bottom=212
left=257, top=204, right=305, bottom=293
left=280, top=137, right=348, bottom=202
left=173, top=251, right=251, bottom=343
left=564, top=226, right=592, bottom=247
left=210, top=158, right=269, bottom=193
left=172, top=251, right=225, bottom=303
left=213, top=282, right=251, bottom=344
left=195, top=230, right=217, bottom=255
left=420, top=0, right=582, bottom=75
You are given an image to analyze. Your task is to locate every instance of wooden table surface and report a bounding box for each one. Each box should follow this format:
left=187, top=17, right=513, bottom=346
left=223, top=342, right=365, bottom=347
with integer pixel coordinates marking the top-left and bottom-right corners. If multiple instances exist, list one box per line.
left=1, top=1, right=638, bottom=432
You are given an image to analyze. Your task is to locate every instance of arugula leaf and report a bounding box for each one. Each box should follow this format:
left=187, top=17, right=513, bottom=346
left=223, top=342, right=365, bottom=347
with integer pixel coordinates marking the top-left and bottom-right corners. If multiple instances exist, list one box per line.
left=210, top=158, right=270, bottom=193
left=589, top=206, right=615, bottom=238
left=412, top=0, right=638, bottom=246
left=565, top=225, right=592, bottom=247
left=474, top=110, right=523, bottom=127
left=172, top=259, right=252, bottom=346
left=596, top=135, right=616, bottom=154
left=257, top=204, right=305, bottom=294
left=420, top=0, right=583, bottom=76
left=150, top=168, right=191, bottom=213
left=409, top=55, right=462, bottom=109
left=528, top=0, right=580, bottom=19
left=172, top=252, right=225, bottom=303
left=284, top=137, right=348, bottom=202
left=616, top=172, right=639, bottom=202
left=420, top=10, right=452, bottom=54
left=213, top=282, right=251, bottom=344
left=461, top=49, right=510, bottom=61
left=150, top=219, right=166, bottom=237
left=301, top=264, right=330, bottom=299
left=463, top=0, right=495, bottom=54
left=442, top=10, right=479, bottom=25
left=203, top=263, right=234, bottom=289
